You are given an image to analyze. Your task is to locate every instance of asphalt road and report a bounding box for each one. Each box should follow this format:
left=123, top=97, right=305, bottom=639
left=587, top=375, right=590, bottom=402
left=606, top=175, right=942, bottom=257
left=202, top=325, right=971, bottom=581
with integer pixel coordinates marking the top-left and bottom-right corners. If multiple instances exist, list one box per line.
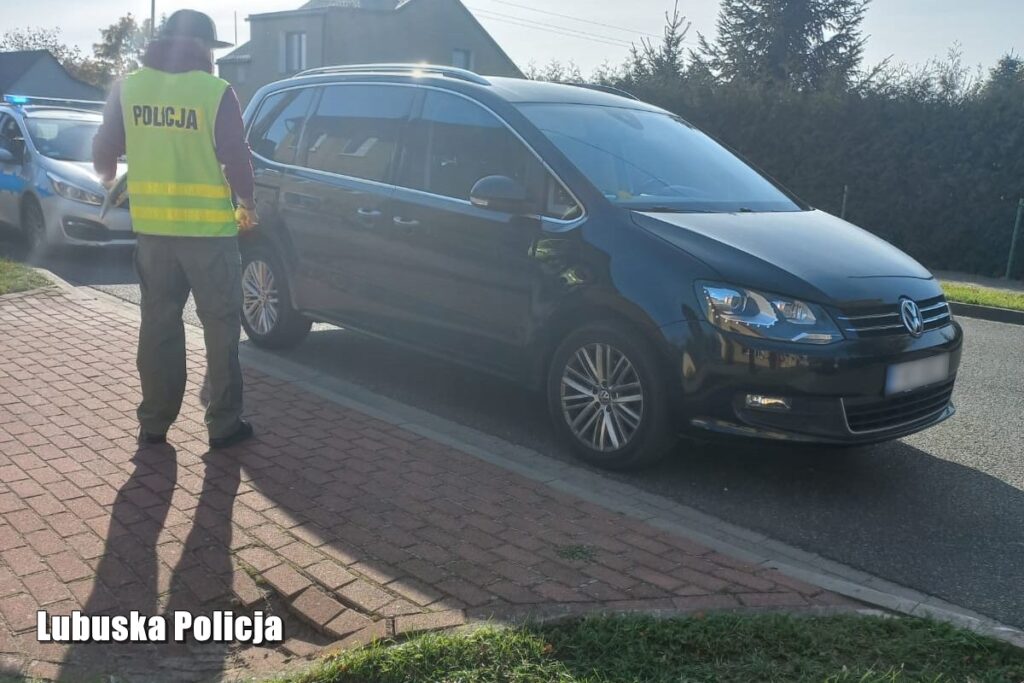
left=5, top=235, right=1024, bottom=627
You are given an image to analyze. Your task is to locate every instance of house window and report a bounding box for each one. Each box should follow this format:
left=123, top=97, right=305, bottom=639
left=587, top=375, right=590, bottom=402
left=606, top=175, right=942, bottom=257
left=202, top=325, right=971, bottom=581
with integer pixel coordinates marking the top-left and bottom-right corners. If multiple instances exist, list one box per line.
left=284, top=32, right=307, bottom=73
left=452, top=48, right=473, bottom=70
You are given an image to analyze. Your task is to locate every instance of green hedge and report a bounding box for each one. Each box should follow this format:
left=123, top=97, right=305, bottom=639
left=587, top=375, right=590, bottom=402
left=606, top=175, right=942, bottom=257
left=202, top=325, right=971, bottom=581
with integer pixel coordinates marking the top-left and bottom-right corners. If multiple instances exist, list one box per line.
left=622, top=80, right=1024, bottom=278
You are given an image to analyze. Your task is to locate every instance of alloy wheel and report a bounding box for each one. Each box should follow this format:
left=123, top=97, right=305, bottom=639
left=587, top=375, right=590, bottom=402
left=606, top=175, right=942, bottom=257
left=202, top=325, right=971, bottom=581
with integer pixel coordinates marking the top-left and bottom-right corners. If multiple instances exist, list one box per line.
left=560, top=342, right=645, bottom=452
left=242, top=259, right=280, bottom=336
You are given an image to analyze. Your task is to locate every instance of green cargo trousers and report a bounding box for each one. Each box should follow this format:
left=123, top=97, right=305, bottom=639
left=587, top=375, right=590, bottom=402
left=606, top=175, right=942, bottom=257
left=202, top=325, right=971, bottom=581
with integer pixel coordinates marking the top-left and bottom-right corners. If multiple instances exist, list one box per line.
left=134, top=234, right=244, bottom=440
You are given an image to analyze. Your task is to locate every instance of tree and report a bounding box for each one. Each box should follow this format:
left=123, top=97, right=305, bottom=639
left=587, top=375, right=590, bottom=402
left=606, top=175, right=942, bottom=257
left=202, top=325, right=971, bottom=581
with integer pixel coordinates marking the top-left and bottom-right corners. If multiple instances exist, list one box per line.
left=0, top=13, right=163, bottom=89
left=695, top=0, right=870, bottom=90
left=524, top=60, right=584, bottom=84
left=91, top=14, right=150, bottom=84
left=867, top=44, right=983, bottom=104
left=624, top=1, right=690, bottom=85
left=983, top=53, right=1024, bottom=97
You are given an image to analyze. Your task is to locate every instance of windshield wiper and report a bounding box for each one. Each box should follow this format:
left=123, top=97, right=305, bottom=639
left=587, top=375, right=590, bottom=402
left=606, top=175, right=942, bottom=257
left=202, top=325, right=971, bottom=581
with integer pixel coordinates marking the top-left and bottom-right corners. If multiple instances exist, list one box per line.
left=635, top=206, right=704, bottom=214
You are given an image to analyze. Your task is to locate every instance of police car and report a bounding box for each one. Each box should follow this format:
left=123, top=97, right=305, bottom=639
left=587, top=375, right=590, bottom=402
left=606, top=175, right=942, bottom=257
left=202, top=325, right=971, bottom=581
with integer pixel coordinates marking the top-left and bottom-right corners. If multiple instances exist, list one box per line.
left=0, top=95, right=132, bottom=251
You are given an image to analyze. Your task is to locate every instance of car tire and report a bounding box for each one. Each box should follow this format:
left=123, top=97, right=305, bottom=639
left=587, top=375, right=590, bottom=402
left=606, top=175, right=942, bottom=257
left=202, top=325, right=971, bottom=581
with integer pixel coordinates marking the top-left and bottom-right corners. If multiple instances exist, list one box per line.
left=546, top=322, right=677, bottom=470
left=20, top=197, right=50, bottom=255
left=240, top=244, right=311, bottom=349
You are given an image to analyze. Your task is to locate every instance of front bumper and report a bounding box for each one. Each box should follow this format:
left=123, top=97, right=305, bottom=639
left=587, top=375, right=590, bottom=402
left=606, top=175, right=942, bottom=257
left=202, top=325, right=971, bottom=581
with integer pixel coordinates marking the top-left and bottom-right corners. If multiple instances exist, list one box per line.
left=41, top=194, right=134, bottom=246
left=659, top=319, right=964, bottom=444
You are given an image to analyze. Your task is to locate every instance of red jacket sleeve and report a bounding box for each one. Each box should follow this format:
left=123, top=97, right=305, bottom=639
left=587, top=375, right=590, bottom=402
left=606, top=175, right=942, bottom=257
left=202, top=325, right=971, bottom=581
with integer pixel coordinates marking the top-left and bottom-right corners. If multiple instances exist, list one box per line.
left=214, top=86, right=255, bottom=204
left=92, top=81, right=125, bottom=182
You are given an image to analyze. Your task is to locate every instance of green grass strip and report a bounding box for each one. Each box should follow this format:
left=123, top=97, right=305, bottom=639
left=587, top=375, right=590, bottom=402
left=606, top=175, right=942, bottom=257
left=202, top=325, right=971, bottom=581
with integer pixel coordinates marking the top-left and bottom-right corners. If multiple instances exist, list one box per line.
left=942, top=282, right=1024, bottom=312
left=0, top=259, right=49, bottom=296
left=283, top=614, right=1024, bottom=683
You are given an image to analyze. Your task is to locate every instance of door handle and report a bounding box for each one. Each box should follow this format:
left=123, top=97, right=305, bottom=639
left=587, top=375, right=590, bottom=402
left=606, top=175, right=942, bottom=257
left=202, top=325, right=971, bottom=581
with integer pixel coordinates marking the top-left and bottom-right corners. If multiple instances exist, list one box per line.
left=393, top=216, right=420, bottom=228
left=356, top=207, right=382, bottom=218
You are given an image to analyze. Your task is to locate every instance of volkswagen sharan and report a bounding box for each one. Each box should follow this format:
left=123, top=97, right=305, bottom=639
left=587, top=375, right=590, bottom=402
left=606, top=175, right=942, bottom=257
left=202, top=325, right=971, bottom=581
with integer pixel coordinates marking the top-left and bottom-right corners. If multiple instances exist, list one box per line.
left=238, top=64, right=962, bottom=469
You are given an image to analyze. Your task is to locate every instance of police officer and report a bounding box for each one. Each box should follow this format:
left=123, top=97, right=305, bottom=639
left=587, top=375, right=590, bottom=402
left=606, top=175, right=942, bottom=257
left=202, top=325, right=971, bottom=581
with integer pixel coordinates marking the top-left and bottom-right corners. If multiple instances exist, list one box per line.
left=94, top=10, right=256, bottom=449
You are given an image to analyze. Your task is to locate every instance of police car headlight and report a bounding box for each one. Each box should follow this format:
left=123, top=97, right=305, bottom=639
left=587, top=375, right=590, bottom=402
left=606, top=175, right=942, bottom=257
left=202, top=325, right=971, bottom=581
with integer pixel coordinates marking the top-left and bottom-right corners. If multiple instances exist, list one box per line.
left=47, top=173, right=103, bottom=206
left=698, top=281, right=843, bottom=344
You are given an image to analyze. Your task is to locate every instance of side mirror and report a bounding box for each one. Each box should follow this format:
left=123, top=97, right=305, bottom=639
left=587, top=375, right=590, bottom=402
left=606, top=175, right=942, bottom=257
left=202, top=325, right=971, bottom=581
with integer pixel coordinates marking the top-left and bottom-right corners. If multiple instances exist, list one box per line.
left=0, top=147, right=16, bottom=164
left=470, top=175, right=530, bottom=214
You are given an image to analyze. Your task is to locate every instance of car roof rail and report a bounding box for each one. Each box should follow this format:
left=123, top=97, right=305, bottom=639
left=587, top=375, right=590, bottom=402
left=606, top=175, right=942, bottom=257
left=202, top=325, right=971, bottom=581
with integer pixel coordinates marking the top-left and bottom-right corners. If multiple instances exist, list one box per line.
left=3, top=94, right=105, bottom=110
left=294, top=63, right=491, bottom=86
left=562, top=82, right=641, bottom=101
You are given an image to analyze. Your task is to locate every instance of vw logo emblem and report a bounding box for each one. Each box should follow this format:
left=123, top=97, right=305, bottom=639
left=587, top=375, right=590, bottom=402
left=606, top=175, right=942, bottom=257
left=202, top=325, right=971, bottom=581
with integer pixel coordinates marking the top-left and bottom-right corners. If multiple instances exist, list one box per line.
left=899, top=298, right=924, bottom=337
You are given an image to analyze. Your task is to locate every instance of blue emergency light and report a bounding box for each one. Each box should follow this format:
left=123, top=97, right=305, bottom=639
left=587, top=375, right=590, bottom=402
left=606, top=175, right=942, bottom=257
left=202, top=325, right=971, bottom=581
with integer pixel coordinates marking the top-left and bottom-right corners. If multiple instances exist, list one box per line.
left=2, top=94, right=104, bottom=110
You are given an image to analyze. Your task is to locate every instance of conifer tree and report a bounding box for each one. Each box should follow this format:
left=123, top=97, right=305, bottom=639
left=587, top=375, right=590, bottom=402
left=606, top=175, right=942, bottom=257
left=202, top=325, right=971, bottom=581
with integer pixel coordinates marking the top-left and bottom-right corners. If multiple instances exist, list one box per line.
left=695, top=0, right=870, bottom=90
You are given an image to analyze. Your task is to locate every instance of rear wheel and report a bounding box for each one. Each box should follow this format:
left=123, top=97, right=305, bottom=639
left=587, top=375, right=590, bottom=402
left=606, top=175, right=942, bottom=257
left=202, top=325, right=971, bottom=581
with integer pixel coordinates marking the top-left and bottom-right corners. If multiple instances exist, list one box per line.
left=240, top=244, right=311, bottom=349
left=20, top=197, right=50, bottom=254
left=547, top=322, right=677, bottom=470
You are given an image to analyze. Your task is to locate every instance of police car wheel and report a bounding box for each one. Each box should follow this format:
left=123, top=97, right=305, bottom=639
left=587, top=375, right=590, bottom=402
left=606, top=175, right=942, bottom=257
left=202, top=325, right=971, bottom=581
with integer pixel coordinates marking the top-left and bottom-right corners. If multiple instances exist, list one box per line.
left=21, top=198, right=49, bottom=253
left=240, top=245, right=311, bottom=349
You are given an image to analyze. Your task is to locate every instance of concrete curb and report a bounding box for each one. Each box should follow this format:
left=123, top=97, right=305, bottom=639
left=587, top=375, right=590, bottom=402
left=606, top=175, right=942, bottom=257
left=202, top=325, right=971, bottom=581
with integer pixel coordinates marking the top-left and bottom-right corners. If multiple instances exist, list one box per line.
left=950, top=301, right=1024, bottom=326
left=32, top=265, right=77, bottom=291
left=40, top=275, right=1024, bottom=649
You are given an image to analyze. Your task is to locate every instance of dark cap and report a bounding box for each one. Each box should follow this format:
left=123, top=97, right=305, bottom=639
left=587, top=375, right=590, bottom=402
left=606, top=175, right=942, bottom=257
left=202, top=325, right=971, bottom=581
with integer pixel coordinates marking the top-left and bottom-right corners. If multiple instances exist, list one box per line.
left=160, top=9, right=233, bottom=48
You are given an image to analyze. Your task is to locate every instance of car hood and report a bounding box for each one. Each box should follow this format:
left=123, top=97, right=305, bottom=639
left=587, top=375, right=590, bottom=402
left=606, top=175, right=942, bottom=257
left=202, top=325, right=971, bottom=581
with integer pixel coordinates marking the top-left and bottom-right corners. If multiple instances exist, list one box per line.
left=632, top=209, right=939, bottom=307
left=46, top=159, right=127, bottom=193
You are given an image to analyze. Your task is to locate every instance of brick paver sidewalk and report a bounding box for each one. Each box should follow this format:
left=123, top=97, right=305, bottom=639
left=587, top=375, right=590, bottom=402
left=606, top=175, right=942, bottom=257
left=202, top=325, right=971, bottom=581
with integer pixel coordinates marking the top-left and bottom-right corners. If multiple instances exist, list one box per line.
left=0, top=287, right=847, bottom=681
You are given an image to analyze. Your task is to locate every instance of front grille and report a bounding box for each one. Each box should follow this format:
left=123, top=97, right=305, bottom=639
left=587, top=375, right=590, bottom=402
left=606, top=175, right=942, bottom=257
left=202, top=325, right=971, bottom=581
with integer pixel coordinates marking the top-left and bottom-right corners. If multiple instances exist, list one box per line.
left=844, top=379, right=954, bottom=433
left=836, top=295, right=951, bottom=338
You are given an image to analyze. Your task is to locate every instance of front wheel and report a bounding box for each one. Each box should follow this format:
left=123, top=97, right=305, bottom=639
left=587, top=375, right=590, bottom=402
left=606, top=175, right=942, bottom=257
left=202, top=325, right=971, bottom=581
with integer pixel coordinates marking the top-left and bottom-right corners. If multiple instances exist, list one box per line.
left=21, top=197, right=50, bottom=255
left=240, top=244, right=311, bottom=349
left=547, top=322, right=677, bottom=470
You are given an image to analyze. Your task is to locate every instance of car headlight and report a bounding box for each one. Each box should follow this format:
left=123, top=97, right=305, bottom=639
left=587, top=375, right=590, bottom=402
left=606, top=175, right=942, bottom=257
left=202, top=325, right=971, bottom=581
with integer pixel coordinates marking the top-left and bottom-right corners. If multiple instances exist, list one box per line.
left=47, top=173, right=103, bottom=206
left=697, top=281, right=843, bottom=344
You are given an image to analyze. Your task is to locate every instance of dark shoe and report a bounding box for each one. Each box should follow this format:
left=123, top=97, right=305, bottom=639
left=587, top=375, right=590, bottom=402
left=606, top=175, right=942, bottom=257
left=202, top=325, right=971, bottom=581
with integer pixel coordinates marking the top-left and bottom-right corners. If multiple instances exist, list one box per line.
left=138, top=429, right=167, bottom=445
left=209, top=420, right=254, bottom=450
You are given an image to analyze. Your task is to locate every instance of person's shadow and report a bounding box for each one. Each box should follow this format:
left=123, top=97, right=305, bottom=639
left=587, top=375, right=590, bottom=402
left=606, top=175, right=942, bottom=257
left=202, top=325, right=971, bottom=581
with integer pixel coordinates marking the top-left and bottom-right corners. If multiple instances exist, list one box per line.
left=59, top=444, right=242, bottom=681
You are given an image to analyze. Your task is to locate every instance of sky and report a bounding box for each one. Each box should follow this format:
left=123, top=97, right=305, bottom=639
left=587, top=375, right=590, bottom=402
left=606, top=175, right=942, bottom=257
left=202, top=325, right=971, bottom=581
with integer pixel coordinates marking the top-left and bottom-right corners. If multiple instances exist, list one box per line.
left=0, top=0, right=1018, bottom=77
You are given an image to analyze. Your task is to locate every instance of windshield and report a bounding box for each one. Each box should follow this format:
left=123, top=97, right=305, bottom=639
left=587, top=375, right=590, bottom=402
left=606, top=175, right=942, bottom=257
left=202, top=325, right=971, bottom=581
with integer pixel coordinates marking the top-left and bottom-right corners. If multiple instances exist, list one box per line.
left=25, top=118, right=100, bottom=162
left=518, top=103, right=801, bottom=213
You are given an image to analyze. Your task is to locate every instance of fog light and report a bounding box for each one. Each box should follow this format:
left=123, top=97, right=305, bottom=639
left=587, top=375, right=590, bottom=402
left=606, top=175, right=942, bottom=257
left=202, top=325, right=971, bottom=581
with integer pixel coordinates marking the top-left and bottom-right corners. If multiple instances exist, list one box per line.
left=745, top=394, right=791, bottom=411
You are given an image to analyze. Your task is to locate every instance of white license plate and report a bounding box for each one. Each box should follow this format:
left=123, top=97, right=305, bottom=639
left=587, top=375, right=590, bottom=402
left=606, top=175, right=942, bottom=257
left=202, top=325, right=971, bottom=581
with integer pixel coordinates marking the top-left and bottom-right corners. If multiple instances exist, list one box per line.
left=885, top=354, right=951, bottom=395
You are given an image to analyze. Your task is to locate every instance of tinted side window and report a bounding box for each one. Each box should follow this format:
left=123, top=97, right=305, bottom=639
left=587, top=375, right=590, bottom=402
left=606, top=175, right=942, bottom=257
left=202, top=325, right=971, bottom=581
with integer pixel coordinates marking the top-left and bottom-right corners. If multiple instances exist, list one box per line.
left=301, top=85, right=415, bottom=183
left=248, top=88, right=315, bottom=165
left=399, top=92, right=581, bottom=220
left=399, top=92, right=536, bottom=201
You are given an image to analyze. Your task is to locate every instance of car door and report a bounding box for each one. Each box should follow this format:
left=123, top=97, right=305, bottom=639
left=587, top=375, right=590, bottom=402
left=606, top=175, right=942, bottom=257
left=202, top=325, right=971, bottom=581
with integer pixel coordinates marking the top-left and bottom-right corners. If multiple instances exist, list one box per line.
left=386, top=89, right=584, bottom=374
left=281, top=83, right=418, bottom=329
left=247, top=86, right=322, bottom=304
left=0, top=113, right=29, bottom=226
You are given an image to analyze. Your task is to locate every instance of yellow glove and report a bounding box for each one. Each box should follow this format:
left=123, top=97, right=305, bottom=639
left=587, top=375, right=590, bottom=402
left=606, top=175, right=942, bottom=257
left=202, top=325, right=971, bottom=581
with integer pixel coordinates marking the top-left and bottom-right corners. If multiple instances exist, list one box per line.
left=235, top=205, right=259, bottom=232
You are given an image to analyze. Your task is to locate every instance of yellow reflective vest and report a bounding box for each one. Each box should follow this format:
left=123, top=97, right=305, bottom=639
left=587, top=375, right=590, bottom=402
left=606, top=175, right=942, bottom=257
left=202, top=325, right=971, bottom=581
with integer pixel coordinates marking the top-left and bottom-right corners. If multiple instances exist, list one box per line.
left=120, top=67, right=236, bottom=237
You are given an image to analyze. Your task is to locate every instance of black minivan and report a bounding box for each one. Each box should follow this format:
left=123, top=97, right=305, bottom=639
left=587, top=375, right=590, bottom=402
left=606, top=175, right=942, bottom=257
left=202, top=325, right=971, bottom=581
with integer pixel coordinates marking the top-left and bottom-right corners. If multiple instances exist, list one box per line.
left=240, top=64, right=963, bottom=470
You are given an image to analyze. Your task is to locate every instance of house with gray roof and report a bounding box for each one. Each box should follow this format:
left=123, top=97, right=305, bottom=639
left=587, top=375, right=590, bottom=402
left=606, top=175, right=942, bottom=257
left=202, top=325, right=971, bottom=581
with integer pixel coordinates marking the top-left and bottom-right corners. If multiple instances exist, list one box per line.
left=217, top=0, right=523, bottom=104
left=0, top=50, right=104, bottom=102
